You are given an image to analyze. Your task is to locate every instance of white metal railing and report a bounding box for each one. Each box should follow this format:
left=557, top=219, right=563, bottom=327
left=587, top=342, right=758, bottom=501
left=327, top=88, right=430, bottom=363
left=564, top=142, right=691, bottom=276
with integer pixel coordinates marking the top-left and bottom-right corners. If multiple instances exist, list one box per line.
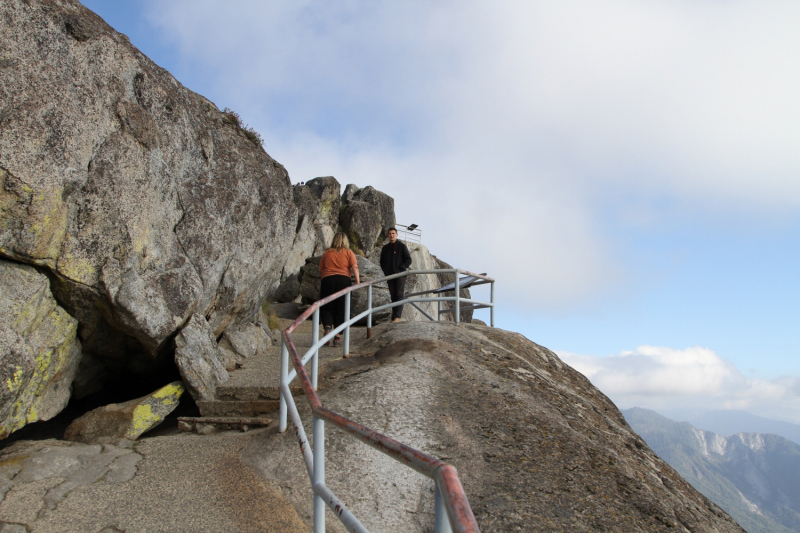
left=396, top=223, right=422, bottom=243
left=279, top=269, right=494, bottom=533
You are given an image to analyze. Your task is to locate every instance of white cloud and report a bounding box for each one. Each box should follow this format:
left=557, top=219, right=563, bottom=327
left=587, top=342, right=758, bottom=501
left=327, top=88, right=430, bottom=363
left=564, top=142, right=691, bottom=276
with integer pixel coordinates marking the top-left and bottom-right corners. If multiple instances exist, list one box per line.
left=559, top=346, right=800, bottom=423
left=142, top=0, right=800, bottom=308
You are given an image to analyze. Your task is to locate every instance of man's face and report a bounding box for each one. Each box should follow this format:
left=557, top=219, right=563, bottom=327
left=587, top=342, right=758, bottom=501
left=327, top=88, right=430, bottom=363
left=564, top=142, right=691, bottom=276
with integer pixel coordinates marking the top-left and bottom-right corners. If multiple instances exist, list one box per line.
left=388, top=230, right=398, bottom=243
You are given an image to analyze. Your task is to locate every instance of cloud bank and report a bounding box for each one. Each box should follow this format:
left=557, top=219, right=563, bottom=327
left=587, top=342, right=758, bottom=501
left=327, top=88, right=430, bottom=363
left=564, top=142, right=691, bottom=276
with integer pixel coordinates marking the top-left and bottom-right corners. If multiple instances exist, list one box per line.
left=141, top=0, right=800, bottom=310
left=559, top=346, right=800, bottom=423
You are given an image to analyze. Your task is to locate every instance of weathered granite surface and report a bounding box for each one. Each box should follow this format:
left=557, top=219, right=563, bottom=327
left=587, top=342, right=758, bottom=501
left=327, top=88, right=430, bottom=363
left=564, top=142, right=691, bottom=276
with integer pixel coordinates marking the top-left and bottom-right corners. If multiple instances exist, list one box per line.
left=0, top=433, right=306, bottom=532
left=174, top=315, right=228, bottom=402
left=339, top=185, right=395, bottom=256
left=0, top=0, right=298, bottom=389
left=247, top=321, right=745, bottom=532
left=64, top=381, right=184, bottom=443
left=0, top=259, right=81, bottom=439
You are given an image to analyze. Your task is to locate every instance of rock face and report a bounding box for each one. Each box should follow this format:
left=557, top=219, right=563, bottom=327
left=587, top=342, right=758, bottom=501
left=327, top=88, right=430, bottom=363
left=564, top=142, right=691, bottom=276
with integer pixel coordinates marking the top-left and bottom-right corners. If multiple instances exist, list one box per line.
left=277, top=177, right=341, bottom=293
left=0, top=259, right=82, bottom=438
left=174, top=315, right=228, bottom=401
left=217, top=322, right=271, bottom=371
left=339, top=185, right=396, bottom=257
left=248, top=322, right=745, bottom=532
left=0, top=0, right=298, bottom=390
left=305, top=176, right=341, bottom=229
left=64, top=381, right=184, bottom=444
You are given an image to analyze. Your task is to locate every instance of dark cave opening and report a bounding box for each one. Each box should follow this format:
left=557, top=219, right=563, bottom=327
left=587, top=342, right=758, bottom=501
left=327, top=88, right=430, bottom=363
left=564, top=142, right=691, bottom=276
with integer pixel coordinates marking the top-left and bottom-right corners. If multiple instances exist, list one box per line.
left=0, top=353, right=198, bottom=450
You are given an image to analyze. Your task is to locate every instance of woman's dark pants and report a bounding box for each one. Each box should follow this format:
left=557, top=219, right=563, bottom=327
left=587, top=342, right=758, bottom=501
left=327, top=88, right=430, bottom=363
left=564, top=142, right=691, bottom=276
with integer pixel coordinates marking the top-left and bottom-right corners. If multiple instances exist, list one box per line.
left=320, top=275, right=352, bottom=328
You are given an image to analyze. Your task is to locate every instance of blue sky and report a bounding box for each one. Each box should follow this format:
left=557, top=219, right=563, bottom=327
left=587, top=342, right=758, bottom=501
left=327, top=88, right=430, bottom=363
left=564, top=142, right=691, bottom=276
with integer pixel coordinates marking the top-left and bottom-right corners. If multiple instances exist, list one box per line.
left=81, top=0, right=800, bottom=422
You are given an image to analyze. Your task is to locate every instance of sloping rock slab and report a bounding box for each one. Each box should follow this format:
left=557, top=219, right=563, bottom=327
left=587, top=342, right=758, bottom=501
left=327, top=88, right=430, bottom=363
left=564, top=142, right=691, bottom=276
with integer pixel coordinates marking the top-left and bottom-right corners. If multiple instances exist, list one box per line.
left=247, top=322, right=746, bottom=532
left=175, top=314, right=228, bottom=401
left=64, top=381, right=184, bottom=443
left=0, top=259, right=81, bottom=438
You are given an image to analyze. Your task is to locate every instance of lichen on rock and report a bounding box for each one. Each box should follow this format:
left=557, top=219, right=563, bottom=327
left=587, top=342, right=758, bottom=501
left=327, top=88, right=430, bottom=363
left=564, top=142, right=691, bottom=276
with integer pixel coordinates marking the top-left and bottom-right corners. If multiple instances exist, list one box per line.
left=64, top=381, right=185, bottom=443
left=0, top=0, right=298, bottom=395
left=0, top=260, right=81, bottom=439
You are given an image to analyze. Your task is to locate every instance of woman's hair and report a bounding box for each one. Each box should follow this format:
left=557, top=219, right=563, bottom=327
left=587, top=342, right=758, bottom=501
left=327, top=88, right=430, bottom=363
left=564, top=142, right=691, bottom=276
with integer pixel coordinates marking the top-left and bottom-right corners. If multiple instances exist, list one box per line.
left=331, top=232, right=350, bottom=252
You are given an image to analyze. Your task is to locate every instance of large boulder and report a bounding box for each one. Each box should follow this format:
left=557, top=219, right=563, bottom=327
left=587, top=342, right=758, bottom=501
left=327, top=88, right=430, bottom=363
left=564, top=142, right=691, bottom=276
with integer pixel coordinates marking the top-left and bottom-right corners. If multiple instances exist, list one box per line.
left=217, top=322, right=271, bottom=370
left=0, top=1, right=298, bottom=387
left=0, top=260, right=82, bottom=438
left=279, top=178, right=340, bottom=282
left=339, top=185, right=396, bottom=257
left=174, top=315, right=228, bottom=402
left=64, top=381, right=184, bottom=444
left=305, top=176, right=341, bottom=229
left=272, top=273, right=301, bottom=303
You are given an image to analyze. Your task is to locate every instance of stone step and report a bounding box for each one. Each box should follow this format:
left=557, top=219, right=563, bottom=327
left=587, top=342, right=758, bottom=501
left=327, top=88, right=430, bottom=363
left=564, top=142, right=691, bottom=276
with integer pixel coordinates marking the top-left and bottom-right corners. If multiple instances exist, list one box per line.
left=197, top=400, right=280, bottom=418
left=177, top=416, right=274, bottom=434
left=215, top=384, right=304, bottom=402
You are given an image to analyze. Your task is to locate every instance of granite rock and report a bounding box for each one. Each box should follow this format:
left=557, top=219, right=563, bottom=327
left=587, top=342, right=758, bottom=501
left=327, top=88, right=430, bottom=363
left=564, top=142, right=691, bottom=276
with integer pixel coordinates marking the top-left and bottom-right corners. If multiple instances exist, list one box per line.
left=305, top=176, right=341, bottom=229
left=174, top=315, right=228, bottom=401
left=64, top=381, right=184, bottom=443
left=0, top=259, right=81, bottom=438
left=0, top=0, right=297, bottom=388
left=249, top=321, right=746, bottom=532
left=339, top=186, right=395, bottom=257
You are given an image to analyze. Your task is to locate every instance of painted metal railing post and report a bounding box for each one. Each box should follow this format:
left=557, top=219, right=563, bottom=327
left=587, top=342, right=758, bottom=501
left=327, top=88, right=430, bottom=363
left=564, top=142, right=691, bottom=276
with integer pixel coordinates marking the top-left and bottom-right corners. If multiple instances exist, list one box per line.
left=490, top=280, right=495, bottom=327
left=279, top=337, right=289, bottom=432
left=367, top=284, right=373, bottom=339
left=344, top=291, right=351, bottom=356
left=434, top=481, right=453, bottom=533
left=437, top=299, right=442, bottom=321
left=313, top=415, right=326, bottom=532
left=312, top=307, right=320, bottom=390
left=454, top=271, right=460, bottom=325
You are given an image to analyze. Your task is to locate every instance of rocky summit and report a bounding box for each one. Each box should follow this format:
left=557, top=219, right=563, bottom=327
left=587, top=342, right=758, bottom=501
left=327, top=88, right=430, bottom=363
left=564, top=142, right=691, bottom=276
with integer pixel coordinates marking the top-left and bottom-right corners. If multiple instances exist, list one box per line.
left=0, top=1, right=750, bottom=532
left=251, top=321, right=745, bottom=532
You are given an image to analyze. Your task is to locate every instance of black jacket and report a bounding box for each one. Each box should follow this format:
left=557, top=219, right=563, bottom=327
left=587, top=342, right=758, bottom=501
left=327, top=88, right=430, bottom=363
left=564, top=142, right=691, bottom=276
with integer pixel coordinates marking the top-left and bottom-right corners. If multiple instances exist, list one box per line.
left=380, top=240, right=412, bottom=275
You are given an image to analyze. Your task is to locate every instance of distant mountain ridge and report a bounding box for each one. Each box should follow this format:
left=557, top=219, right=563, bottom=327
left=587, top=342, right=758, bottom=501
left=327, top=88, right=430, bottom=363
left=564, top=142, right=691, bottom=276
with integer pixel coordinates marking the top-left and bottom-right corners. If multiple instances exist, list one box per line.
left=624, top=407, right=800, bottom=533
left=676, top=409, right=800, bottom=447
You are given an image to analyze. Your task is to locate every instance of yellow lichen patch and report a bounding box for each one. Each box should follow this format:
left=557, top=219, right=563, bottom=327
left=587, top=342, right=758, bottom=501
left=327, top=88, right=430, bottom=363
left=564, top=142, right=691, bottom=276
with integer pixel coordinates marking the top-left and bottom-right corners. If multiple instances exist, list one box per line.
left=26, top=189, right=69, bottom=261
left=127, top=404, right=161, bottom=439
left=125, top=382, right=184, bottom=439
left=56, top=252, right=97, bottom=286
left=151, top=381, right=185, bottom=401
left=6, top=366, right=24, bottom=392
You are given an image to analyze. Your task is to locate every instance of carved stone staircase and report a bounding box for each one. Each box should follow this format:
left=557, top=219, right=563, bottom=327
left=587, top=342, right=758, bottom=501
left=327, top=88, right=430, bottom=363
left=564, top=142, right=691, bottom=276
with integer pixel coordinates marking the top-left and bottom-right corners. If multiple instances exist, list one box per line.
left=178, top=303, right=349, bottom=433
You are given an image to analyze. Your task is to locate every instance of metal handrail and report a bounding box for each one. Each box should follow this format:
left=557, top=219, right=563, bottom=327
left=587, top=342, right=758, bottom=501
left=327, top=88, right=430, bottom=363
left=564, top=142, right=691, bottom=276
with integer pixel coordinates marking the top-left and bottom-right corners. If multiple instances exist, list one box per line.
left=280, top=268, right=494, bottom=532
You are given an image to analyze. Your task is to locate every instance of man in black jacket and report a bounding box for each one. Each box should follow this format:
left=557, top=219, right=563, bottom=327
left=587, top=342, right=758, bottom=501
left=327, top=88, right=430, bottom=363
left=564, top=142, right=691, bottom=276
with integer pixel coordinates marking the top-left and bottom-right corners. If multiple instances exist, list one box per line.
left=379, top=227, right=413, bottom=322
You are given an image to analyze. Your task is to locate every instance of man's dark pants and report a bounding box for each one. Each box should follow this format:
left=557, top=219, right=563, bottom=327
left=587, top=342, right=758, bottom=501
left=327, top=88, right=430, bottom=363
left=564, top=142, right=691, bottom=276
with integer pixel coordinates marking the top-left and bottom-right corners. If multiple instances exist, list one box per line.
left=387, top=277, right=406, bottom=319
